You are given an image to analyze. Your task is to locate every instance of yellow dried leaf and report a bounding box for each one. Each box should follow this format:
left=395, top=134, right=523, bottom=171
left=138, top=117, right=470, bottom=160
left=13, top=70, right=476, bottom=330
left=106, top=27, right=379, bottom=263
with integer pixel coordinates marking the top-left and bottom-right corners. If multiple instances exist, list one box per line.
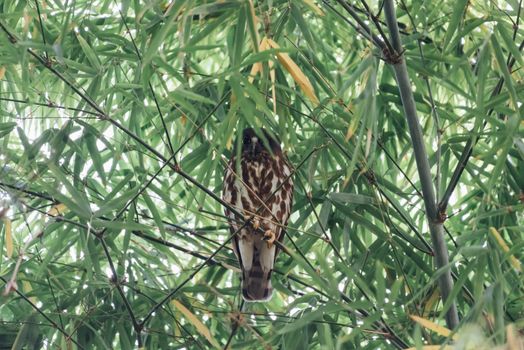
left=342, top=176, right=350, bottom=189
left=410, top=315, right=457, bottom=340
left=423, top=288, right=440, bottom=317
left=506, top=324, right=522, bottom=350
left=22, top=280, right=37, bottom=304
left=42, top=0, right=48, bottom=20
left=489, top=227, right=522, bottom=272
left=345, top=120, right=358, bottom=141
left=174, top=317, right=181, bottom=337
left=248, top=62, right=263, bottom=83
left=302, top=0, right=325, bottom=16
left=258, top=38, right=277, bottom=112
left=259, top=36, right=270, bottom=51
left=0, top=66, right=6, bottom=80
left=226, top=135, right=233, bottom=150
left=172, top=300, right=220, bottom=348
left=3, top=219, right=13, bottom=258
left=266, top=38, right=319, bottom=105
left=48, top=203, right=68, bottom=217
left=249, top=37, right=271, bottom=83
left=23, top=11, right=31, bottom=34
left=365, top=128, right=372, bottom=158
left=269, top=57, right=276, bottom=114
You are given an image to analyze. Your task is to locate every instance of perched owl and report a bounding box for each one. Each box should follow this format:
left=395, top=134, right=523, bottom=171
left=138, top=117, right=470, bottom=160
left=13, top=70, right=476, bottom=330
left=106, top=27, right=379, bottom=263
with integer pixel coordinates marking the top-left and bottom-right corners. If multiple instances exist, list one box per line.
left=223, top=128, right=294, bottom=301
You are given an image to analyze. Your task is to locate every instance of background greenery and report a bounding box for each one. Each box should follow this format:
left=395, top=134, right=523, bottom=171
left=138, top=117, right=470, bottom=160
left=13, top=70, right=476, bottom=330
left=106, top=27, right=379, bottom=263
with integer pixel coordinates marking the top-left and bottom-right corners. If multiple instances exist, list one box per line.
left=0, top=0, right=523, bottom=348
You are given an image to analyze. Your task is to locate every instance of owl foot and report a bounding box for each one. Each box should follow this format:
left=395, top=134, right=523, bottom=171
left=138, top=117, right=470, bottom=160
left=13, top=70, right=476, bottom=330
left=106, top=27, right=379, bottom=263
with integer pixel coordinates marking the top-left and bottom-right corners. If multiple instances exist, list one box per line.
left=244, top=214, right=260, bottom=231
left=262, top=230, right=276, bottom=248
left=252, top=217, right=260, bottom=230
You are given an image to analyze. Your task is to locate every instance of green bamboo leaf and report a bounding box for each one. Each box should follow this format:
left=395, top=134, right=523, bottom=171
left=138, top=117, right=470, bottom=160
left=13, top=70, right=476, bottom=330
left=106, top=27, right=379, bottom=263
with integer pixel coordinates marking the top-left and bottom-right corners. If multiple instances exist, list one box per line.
left=486, top=37, right=521, bottom=193
left=374, top=261, right=385, bottom=306
left=496, top=23, right=524, bottom=68
left=290, top=3, right=317, bottom=51
left=94, top=186, right=137, bottom=218
left=0, top=122, right=17, bottom=138
left=231, top=5, right=246, bottom=66
left=189, top=1, right=240, bottom=16
left=11, top=314, right=40, bottom=350
left=75, top=33, right=102, bottom=72
left=142, top=190, right=166, bottom=238
left=442, top=0, right=469, bottom=52
left=85, top=131, right=106, bottom=184
left=245, top=0, right=259, bottom=53
left=329, top=192, right=376, bottom=205
left=279, top=303, right=343, bottom=334
left=47, top=163, right=92, bottom=217
left=91, top=219, right=152, bottom=232
left=170, top=88, right=216, bottom=105
left=317, top=323, right=334, bottom=349
left=141, top=4, right=184, bottom=67
left=60, top=57, right=98, bottom=75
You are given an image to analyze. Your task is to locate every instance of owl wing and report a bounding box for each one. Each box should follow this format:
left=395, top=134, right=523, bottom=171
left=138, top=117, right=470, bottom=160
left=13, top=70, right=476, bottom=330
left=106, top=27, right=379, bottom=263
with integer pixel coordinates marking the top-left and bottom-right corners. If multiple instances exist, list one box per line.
left=272, top=155, right=294, bottom=261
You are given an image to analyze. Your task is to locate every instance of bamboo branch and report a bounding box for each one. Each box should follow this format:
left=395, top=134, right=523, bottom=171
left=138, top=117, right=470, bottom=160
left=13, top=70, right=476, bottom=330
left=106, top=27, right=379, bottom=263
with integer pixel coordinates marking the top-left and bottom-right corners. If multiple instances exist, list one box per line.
left=383, top=0, right=459, bottom=329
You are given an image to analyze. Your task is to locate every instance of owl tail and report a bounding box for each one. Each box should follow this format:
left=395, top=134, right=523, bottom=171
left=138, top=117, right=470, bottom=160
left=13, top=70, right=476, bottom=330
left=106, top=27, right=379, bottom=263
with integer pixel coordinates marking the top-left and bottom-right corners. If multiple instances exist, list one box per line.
left=242, top=260, right=273, bottom=301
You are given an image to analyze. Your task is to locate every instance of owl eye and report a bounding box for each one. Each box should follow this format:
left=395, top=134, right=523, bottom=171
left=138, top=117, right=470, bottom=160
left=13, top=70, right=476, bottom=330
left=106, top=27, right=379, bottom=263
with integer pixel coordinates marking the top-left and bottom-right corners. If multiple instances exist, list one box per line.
left=243, top=136, right=250, bottom=145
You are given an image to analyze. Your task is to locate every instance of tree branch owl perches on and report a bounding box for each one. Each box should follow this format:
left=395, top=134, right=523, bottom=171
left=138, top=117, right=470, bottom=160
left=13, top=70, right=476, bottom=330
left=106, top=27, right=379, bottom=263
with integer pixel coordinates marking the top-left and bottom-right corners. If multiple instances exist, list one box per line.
left=223, top=128, right=294, bottom=301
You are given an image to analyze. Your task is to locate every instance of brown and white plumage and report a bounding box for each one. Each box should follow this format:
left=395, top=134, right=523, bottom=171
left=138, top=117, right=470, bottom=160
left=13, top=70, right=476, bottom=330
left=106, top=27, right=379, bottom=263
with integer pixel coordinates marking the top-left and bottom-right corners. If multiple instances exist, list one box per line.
left=222, top=128, right=293, bottom=301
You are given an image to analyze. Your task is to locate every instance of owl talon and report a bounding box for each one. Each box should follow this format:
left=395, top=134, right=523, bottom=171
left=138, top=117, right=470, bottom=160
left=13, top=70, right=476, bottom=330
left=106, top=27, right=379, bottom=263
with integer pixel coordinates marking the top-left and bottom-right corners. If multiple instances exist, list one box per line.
left=252, top=217, right=260, bottom=230
left=263, top=230, right=276, bottom=248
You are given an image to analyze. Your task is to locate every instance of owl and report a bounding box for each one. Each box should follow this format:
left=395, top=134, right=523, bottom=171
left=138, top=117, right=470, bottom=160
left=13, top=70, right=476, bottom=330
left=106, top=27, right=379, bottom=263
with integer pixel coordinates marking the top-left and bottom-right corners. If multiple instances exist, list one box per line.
left=222, top=128, right=294, bottom=301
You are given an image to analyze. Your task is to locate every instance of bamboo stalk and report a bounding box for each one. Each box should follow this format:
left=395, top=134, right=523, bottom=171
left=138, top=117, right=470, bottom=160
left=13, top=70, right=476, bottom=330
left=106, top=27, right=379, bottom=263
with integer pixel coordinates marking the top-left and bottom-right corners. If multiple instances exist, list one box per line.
left=383, top=0, right=459, bottom=329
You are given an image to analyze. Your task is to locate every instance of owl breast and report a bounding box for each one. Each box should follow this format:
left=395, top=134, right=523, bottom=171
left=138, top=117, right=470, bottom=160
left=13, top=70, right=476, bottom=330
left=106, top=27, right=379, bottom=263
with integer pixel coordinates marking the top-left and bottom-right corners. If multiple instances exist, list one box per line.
left=225, top=155, right=291, bottom=230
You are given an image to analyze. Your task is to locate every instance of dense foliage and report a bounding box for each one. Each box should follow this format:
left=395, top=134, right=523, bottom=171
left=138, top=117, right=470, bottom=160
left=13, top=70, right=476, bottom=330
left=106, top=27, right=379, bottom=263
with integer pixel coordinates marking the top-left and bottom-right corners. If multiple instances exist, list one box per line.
left=0, top=0, right=523, bottom=348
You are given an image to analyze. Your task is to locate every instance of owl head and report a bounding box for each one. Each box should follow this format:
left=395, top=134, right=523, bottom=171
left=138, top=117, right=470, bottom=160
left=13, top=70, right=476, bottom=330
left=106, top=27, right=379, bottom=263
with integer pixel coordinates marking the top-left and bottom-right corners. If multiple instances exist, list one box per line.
left=241, top=128, right=281, bottom=159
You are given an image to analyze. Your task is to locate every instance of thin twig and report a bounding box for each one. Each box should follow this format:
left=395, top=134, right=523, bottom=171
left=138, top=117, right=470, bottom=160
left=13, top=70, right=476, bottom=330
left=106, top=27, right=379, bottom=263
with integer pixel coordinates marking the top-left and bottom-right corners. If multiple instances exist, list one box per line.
left=223, top=300, right=245, bottom=350
left=0, top=97, right=102, bottom=116
left=358, top=0, right=395, bottom=53
left=34, top=0, right=48, bottom=61
left=334, top=0, right=388, bottom=51
left=322, top=0, right=387, bottom=51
